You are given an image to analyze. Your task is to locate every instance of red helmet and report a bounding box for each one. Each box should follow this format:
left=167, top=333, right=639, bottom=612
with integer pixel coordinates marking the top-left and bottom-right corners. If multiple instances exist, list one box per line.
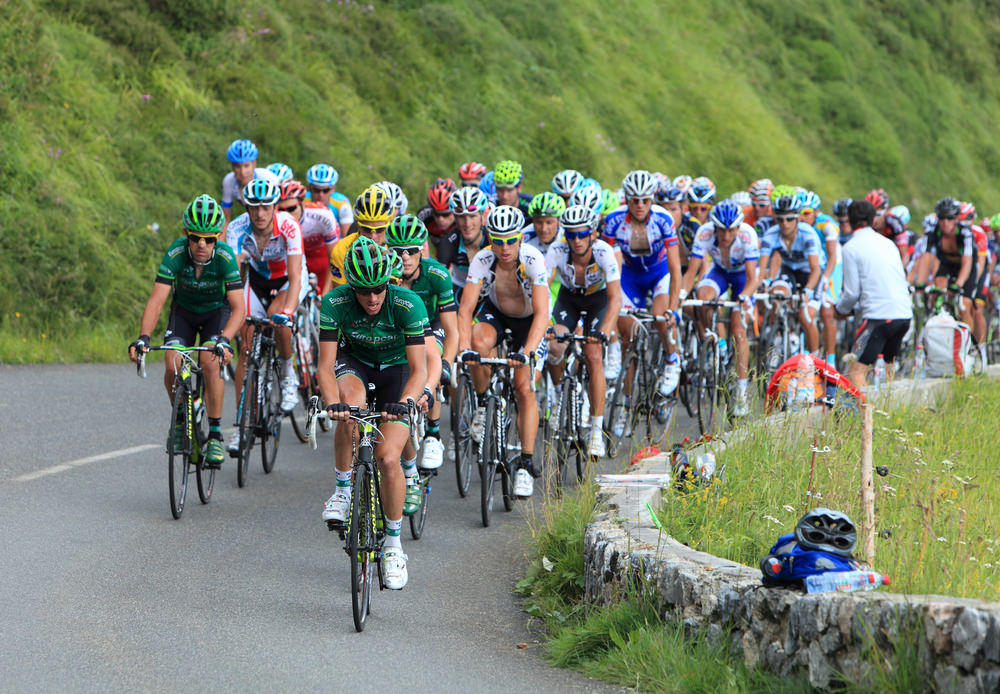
left=864, top=188, right=889, bottom=210
left=958, top=201, right=977, bottom=223
left=280, top=179, right=307, bottom=201
left=458, top=161, right=487, bottom=180
left=428, top=181, right=454, bottom=212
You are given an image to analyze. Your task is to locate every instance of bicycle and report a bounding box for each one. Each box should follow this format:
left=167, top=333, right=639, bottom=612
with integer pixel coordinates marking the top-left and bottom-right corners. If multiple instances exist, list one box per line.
left=288, top=282, right=326, bottom=443
left=450, top=361, right=477, bottom=498
left=681, top=298, right=745, bottom=434
left=756, top=292, right=811, bottom=379
left=234, top=315, right=284, bottom=487
left=137, top=345, right=224, bottom=519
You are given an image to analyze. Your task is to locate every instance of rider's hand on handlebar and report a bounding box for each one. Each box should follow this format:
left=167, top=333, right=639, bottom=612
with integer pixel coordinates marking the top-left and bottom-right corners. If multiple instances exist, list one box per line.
left=586, top=330, right=608, bottom=344
left=439, top=358, right=452, bottom=386
left=326, top=402, right=351, bottom=422
left=383, top=402, right=409, bottom=420
left=460, top=349, right=480, bottom=363
left=507, top=351, right=528, bottom=368
left=270, top=311, right=293, bottom=327
left=128, top=335, right=150, bottom=363
left=418, top=387, right=433, bottom=413
left=213, top=336, right=234, bottom=364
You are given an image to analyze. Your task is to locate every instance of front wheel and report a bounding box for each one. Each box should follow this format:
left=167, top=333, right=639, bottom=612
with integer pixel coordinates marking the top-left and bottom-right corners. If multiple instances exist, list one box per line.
left=349, top=466, right=376, bottom=632
left=289, top=326, right=316, bottom=443
left=697, top=340, right=718, bottom=435
left=501, top=397, right=519, bottom=512
left=261, top=362, right=282, bottom=474
left=193, top=392, right=214, bottom=504
left=409, top=471, right=431, bottom=540
left=453, top=372, right=476, bottom=498
left=167, top=386, right=191, bottom=519
left=480, top=398, right=498, bottom=528
left=237, top=364, right=258, bottom=488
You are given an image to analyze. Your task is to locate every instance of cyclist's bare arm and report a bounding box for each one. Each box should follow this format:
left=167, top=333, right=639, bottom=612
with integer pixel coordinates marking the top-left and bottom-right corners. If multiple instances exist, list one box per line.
left=602, top=279, right=623, bottom=337
left=806, top=255, right=822, bottom=296
left=439, top=310, right=460, bottom=363
left=681, top=256, right=704, bottom=295
left=400, top=342, right=428, bottom=406
left=956, top=254, right=973, bottom=289
left=666, top=243, right=682, bottom=312
left=423, top=334, right=441, bottom=390
left=221, top=288, right=246, bottom=342
left=742, top=259, right=761, bottom=298
left=522, top=289, right=551, bottom=356
left=273, top=253, right=303, bottom=315
left=130, top=283, right=172, bottom=361
left=456, top=281, right=480, bottom=350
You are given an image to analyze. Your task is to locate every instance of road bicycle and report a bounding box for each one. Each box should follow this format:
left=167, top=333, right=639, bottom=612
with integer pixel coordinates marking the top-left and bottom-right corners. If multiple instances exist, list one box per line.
left=137, top=345, right=223, bottom=519
left=234, top=315, right=284, bottom=488
left=451, top=361, right=477, bottom=498
left=681, top=298, right=745, bottom=434
left=756, top=292, right=813, bottom=380
left=288, top=283, right=326, bottom=443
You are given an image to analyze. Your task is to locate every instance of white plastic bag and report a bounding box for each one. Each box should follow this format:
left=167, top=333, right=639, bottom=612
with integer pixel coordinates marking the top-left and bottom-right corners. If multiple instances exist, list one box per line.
left=921, top=312, right=973, bottom=377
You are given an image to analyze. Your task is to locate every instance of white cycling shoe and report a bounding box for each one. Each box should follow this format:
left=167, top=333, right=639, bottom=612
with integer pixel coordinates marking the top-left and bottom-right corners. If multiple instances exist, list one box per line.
left=420, top=436, right=444, bottom=470
left=656, top=360, right=680, bottom=397
left=514, top=469, right=534, bottom=498
left=322, top=491, right=350, bottom=523
left=588, top=428, right=606, bottom=458
left=280, top=377, right=299, bottom=413
left=226, top=430, right=242, bottom=457
left=382, top=547, right=408, bottom=590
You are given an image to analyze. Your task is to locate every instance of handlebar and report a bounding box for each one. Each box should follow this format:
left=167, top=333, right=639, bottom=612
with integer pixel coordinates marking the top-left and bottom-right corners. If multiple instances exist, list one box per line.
left=136, top=345, right=228, bottom=381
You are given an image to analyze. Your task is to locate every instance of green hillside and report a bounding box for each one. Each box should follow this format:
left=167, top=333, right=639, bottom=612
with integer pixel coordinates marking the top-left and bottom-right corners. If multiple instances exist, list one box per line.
left=3, top=0, right=1000, bottom=361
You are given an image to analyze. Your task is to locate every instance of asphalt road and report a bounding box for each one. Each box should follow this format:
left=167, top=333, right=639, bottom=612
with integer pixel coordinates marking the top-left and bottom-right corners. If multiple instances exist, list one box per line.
left=0, top=364, right=708, bottom=693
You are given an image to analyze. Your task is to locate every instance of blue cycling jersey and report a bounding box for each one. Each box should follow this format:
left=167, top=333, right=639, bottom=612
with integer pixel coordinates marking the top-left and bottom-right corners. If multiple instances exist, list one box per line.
left=760, top=223, right=826, bottom=273
left=601, top=205, right=678, bottom=273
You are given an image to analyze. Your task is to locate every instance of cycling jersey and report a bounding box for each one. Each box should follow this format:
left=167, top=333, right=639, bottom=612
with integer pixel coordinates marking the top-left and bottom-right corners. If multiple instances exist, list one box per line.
left=436, top=230, right=481, bottom=290
left=678, top=213, right=701, bottom=253
left=522, top=223, right=561, bottom=257
left=225, top=211, right=304, bottom=280
left=760, top=223, right=826, bottom=273
left=926, top=222, right=974, bottom=263
left=879, top=213, right=909, bottom=254
left=690, top=222, right=759, bottom=273
left=155, top=237, right=242, bottom=313
left=319, top=284, right=428, bottom=367
left=329, top=232, right=360, bottom=287
left=466, top=243, right=549, bottom=319
left=220, top=168, right=279, bottom=209
left=601, top=205, right=678, bottom=272
left=405, top=257, right=457, bottom=318
left=545, top=239, right=620, bottom=295
left=306, top=190, right=354, bottom=228
left=754, top=214, right=774, bottom=236
left=300, top=203, right=340, bottom=277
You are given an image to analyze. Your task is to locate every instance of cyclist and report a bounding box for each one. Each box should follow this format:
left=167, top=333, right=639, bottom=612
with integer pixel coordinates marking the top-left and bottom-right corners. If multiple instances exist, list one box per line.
left=833, top=198, right=853, bottom=244
left=457, top=205, right=550, bottom=499
left=602, top=170, right=683, bottom=398
left=267, top=162, right=293, bottom=183
left=220, top=138, right=279, bottom=226
left=415, top=178, right=458, bottom=256
left=797, top=190, right=842, bottom=366
left=961, top=202, right=990, bottom=365
left=866, top=188, right=909, bottom=265
left=680, top=199, right=760, bottom=416
left=759, top=193, right=825, bottom=355
left=523, top=192, right=567, bottom=256
left=745, top=179, right=773, bottom=229
left=224, top=178, right=305, bottom=454
left=317, top=238, right=429, bottom=591
left=377, top=180, right=409, bottom=217
left=436, top=186, right=491, bottom=301
left=552, top=169, right=584, bottom=203
left=654, top=183, right=685, bottom=232
left=129, top=195, right=245, bottom=467
left=912, top=197, right=977, bottom=332
left=329, top=185, right=396, bottom=287
left=278, top=179, right=339, bottom=296
left=545, top=205, right=622, bottom=457
left=568, top=184, right=604, bottom=221
left=679, top=178, right=716, bottom=265
left=385, top=215, right=458, bottom=478
left=758, top=184, right=796, bottom=236
left=459, top=161, right=487, bottom=187
left=493, top=160, right=532, bottom=219
left=305, top=163, right=354, bottom=230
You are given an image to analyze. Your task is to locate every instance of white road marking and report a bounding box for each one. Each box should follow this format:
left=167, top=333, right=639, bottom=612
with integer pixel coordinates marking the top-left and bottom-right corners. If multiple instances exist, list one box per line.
left=14, top=444, right=160, bottom=482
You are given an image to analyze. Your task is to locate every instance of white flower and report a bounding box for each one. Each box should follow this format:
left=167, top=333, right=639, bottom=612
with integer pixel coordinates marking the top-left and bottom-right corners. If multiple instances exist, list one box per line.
left=937, top=537, right=948, bottom=543
left=783, top=505, right=796, bottom=513
left=941, top=459, right=954, bottom=468
left=763, top=515, right=783, bottom=526
left=914, top=431, right=925, bottom=437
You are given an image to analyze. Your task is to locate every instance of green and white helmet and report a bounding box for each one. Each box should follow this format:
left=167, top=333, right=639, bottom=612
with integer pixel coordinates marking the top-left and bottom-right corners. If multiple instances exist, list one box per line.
left=386, top=214, right=428, bottom=247
left=183, top=194, right=225, bottom=235
left=344, top=237, right=393, bottom=288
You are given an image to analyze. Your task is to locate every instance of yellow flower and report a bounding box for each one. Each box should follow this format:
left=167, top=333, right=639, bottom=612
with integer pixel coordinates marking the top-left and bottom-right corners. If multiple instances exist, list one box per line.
left=41, top=333, right=47, bottom=339
left=14, top=312, right=20, bottom=318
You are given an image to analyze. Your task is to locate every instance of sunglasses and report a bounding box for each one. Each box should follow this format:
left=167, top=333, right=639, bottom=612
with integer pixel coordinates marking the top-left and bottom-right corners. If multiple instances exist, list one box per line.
left=689, top=204, right=711, bottom=212
left=777, top=215, right=799, bottom=223
left=358, top=223, right=388, bottom=234
left=188, top=234, right=218, bottom=244
left=563, top=229, right=592, bottom=240
left=277, top=204, right=300, bottom=214
left=432, top=210, right=453, bottom=217
left=629, top=197, right=653, bottom=204
left=489, top=235, right=521, bottom=246
left=311, top=187, right=333, bottom=194
left=752, top=202, right=771, bottom=208
left=354, top=283, right=388, bottom=296
left=395, top=246, right=422, bottom=256
left=939, top=215, right=957, bottom=221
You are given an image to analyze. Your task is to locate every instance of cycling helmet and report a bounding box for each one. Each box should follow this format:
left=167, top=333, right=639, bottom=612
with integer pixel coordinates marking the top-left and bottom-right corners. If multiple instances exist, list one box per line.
left=528, top=191, right=567, bottom=219
left=493, top=160, right=524, bottom=187
left=795, top=190, right=821, bottom=212
left=376, top=180, right=408, bottom=215
left=890, top=205, right=911, bottom=226
left=864, top=188, right=890, bottom=210
left=427, top=180, right=455, bottom=212
left=183, top=194, right=225, bottom=235
left=730, top=191, right=753, bottom=208
left=672, top=174, right=693, bottom=193
left=478, top=170, right=496, bottom=199
left=621, top=170, right=657, bottom=199
left=832, top=198, right=852, bottom=218
left=484, top=205, right=525, bottom=235
left=354, top=185, right=394, bottom=224
left=748, top=178, right=774, bottom=203
left=655, top=185, right=685, bottom=204
left=279, top=179, right=307, bottom=201
left=959, top=201, right=977, bottom=223
left=569, top=185, right=604, bottom=216
left=692, top=176, right=716, bottom=193
left=686, top=182, right=716, bottom=204
left=935, top=197, right=961, bottom=218
left=344, top=236, right=393, bottom=289
left=578, top=177, right=601, bottom=194
left=560, top=204, right=599, bottom=231
left=388, top=250, right=404, bottom=284
left=794, top=507, right=857, bottom=557
left=458, top=161, right=487, bottom=181
left=386, top=214, right=429, bottom=247
left=552, top=169, right=584, bottom=196
left=266, top=162, right=293, bottom=182
left=433, top=177, right=458, bottom=193
left=710, top=200, right=744, bottom=229
left=991, top=213, right=1000, bottom=229
left=602, top=189, right=622, bottom=214
left=771, top=194, right=802, bottom=215
left=769, top=184, right=797, bottom=203
left=226, top=138, right=258, bottom=164
left=306, top=163, right=339, bottom=187
left=450, top=186, right=489, bottom=215
left=242, top=178, right=280, bottom=206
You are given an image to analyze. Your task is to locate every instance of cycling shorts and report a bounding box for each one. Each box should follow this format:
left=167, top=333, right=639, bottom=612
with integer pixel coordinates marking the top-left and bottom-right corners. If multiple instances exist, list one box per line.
left=476, top=298, right=547, bottom=369
left=934, top=260, right=978, bottom=299
left=334, top=351, right=410, bottom=414
left=305, top=250, right=331, bottom=280
left=821, top=263, right=843, bottom=305
left=697, top=266, right=745, bottom=299
left=164, top=303, right=230, bottom=347
left=552, top=287, right=607, bottom=334
left=853, top=318, right=910, bottom=365
left=245, top=268, right=309, bottom=319
left=620, top=266, right=671, bottom=310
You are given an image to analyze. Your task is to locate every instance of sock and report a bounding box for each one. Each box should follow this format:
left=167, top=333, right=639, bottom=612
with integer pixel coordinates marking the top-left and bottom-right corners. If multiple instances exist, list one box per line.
left=826, top=354, right=836, bottom=366
left=385, top=518, right=403, bottom=548
left=521, top=452, right=538, bottom=478
left=209, top=418, right=222, bottom=441
left=426, top=418, right=440, bottom=439
left=591, top=415, right=604, bottom=431
left=402, top=456, right=418, bottom=478
left=737, top=379, right=748, bottom=397
left=335, top=469, right=352, bottom=495
left=282, top=357, right=295, bottom=380
left=476, top=391, right=487, bottom=408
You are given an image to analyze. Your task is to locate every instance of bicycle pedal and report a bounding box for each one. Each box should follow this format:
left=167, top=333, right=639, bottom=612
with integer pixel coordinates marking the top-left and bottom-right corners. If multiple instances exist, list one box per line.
left=326, top=519, right=345, bottom=532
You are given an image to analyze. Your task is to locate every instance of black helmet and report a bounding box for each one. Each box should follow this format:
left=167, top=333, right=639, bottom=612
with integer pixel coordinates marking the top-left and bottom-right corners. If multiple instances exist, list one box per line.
left=832, top=198, right=852, bottom=218
left=794, top=507, right=857, bottom=557
left=935, top=197, right=961, bottom=218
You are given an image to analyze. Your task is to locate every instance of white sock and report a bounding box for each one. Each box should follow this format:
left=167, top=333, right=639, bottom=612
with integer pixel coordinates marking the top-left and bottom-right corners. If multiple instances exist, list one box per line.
left=402, top=456, right=417, bottom=478
left=591, top=415, right=604, bottom=431
left=385, top=518, right=403, bottom=549
left=282, top=357, right=295, bottom=380
left=738, top=379, right=748, bottom=396
left=335, top=469, right=352, bottom=496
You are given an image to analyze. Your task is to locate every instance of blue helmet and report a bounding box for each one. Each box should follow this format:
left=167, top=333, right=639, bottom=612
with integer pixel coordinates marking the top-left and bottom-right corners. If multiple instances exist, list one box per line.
left=227, top=138, right=258, bottom=164
left=687, top=182, right=716, bottom=204
left=306, top=163, right=339, bottom=187
left=568, top=185, right=604, bottom=216
left=242, top=178, right=280, bottom=206
left=478, top=170, right=497, bottom=200
left=890, top=204, right=911, bottom=226
left=795, top=190, right=821, bottom=212
left=266, top=162, right=293, bottom=182
left=655, top=185, right=685, bottom=204
left=710, top=200, right=744, bottom=229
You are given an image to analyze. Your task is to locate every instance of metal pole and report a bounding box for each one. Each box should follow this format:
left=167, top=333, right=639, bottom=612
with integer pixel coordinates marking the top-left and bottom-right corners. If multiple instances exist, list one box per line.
left=860, top=402, right=875, bottom=565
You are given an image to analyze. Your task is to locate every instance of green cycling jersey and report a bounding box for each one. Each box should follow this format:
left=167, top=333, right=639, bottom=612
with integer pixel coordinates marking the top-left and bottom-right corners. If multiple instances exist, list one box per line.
left=155, top=237, right=242, bottom=314
left=405, top=257, right=457, bottom=318
left=319, top=284, right=429, bottom=366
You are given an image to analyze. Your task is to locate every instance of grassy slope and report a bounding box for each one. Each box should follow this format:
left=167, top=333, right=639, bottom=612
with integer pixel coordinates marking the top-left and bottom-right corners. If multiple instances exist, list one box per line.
left=3, top=0, right=1000, bottom=361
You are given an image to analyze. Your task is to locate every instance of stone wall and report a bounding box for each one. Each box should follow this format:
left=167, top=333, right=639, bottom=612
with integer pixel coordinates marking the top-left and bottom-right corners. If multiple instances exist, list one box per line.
left=585, top=370, right=1000, bottom=692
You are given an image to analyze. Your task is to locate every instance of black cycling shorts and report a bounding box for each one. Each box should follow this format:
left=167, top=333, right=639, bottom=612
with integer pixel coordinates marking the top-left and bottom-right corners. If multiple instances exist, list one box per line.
left=248, top=267, right=287, bottom=310
left=934, top=259, right=978, bottom=299
left=164, top=303, right=230, bottom=347
left=773, top=269, right=812, bottom=294
left=552, top=287, right=607, bottom=334
left=334, top=352, right=409, bottom=412
left=853, top=318, right=910, bottom=365
left=476, top=298, right=535, bottom=353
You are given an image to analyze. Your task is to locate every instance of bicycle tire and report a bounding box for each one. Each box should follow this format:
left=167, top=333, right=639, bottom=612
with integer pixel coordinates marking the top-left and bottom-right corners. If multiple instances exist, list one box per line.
left=289, top=328, right=313, bottom=443
left=409, top=471, right=430, bottom=540
left=678, top=329, right=698, bottom=419
left=553, top=378, right=574, bottom=491
left=167, top=385, right=190, bottom=519
left=480, top=397, right=498, bottom=528
left=194, top=389, right=215, bottom=504
left=604, top=354, right=633, bottom=459
left=349, top=465, right=375, bottom=632
left=261, top=361, right=282, bottom=474
left=697, top=340, right=718, bottom=435
left=237, top=364, right=258, bottom=488
left=501, top=397, right=518, bottom=512
left=453, top=372, right=476, bottom=498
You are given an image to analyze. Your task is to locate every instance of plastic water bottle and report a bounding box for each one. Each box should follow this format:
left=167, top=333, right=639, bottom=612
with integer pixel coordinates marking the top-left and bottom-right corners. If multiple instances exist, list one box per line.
left=804, top=571, right=890, bottom=593
left=873, top=354, right=886, bottom=393
left=914, top=344, right=926, bottom=381
left=718, top=337, right=729, bottom=361
left=795, top=354, right=814, bottom=409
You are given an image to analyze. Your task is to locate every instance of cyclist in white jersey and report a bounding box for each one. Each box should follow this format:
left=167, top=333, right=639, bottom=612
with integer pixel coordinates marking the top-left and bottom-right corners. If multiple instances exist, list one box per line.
left=220, top=138, right=280, bottom=226
left=276, top=179, right=339, bottom=295
left=545, top=205, right=622, bottom=457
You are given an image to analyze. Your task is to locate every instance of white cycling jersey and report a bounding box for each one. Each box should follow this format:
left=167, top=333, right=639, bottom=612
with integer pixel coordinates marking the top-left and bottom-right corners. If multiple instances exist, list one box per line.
left=466, top=243, right=548, bottom=319
left=220, top=168, right=280, bottom=208
left=690, top=222, right=759, bottom=273
left=545, top=239, right=620, bottom=295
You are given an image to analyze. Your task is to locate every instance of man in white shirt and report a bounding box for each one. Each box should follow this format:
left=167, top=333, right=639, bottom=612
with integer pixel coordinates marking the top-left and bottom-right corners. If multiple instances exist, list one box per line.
left=835, top=199, right=913, bottom=389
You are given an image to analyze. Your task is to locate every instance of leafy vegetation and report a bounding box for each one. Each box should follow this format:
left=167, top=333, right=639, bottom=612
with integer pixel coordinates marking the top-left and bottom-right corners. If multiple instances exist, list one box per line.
left=5, top=0, right=1000, bottom=360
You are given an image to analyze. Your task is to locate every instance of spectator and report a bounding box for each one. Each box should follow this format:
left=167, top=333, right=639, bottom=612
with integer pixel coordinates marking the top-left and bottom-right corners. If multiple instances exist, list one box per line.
left=835, top=199, right=913, bottom=389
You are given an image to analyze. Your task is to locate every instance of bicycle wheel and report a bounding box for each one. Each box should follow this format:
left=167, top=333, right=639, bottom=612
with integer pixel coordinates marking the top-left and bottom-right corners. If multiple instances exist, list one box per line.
left=697, top=340, right=718, bottom=435
left=289, top=326, right=314, bottom=443
left=453, top=372, right=476, bottom=498
left=167, top=385, right=191, bottom=519
left=480, top=397, right=498, bottom=528
left=501, top=397, right=518, bottom=512
left=409, top=471, right=431, bottom=540
left=237, top=364, right=258, bottom=488
left=261, top=361, right=282, bottom=474
left=349, top=465, right=376, bottom=632
left=679, top=329, right=699, bottom=418
left=194, top=387, right=215, bottom=504
left=604, top=354, right=633, bottom=460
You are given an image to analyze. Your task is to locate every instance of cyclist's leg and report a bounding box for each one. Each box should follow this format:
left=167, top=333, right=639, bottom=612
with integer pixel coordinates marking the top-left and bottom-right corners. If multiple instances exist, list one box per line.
left=332, top=361, right=367, bottom=475
left=821, top=262, right=843, bottom=364
left=196, top=307, right=230, bottom=420
left=794, top=270, right=820, bottom=353
left=695, top=268, right=725, bottom=337
left=234, top=283, right=264, bottom=406
left=546, top=289, right=580, bottom=385
left=650, top=272, right=673, bottom=354
left=583, top=304, right=608, bottom=417
left=470, top=303, right=501, bottom=394
left=162, top=304, right=194, bottom=402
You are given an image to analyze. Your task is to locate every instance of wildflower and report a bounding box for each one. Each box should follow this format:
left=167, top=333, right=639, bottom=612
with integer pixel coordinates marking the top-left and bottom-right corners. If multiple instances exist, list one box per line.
left=914, top=431, right=924, bottom=437
left=942, top=459, right=954, bottom=468
left=782, top=505, right=796, bottom=513
left=937, top=537, right=948, bottom=542
left=763, top=515, right=783, bottom=526
left=14, top=312, right=20, bottom=318
left=141, top=94, right=150, bottom=101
